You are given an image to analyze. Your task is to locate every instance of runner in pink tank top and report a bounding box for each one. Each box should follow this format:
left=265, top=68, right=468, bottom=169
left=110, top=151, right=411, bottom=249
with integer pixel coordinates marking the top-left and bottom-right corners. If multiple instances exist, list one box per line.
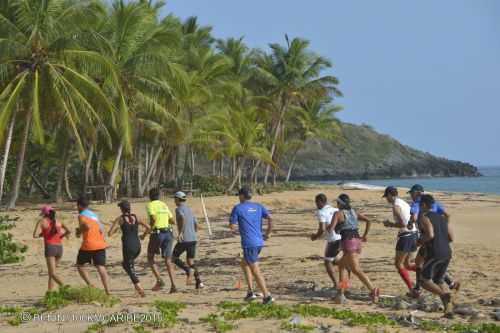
left=33, top=205, right=71, bottom=292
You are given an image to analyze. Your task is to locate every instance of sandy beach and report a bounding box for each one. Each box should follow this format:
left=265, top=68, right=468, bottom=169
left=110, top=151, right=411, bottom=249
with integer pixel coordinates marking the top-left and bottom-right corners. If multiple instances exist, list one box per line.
left=1, top=185, right=499, bottom=332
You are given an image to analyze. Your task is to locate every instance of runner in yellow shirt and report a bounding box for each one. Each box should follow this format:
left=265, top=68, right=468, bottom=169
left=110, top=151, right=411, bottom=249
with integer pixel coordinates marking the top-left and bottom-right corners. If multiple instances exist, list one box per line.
left=143, top=188, right=177, bottom=292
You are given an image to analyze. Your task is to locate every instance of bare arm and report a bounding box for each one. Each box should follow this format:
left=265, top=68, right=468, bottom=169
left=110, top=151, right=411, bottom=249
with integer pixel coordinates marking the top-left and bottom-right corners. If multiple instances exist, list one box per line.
left=32, top=219, right=42, bottom=238
left=176, top=214, right=184, bottom=241
left=311, top=222, right=325, bottom=241
left=447, top=221, right=454, bottom=243
left=326, top=211, right=342, bottom=234
left=357, top=212, right=372, bottom=241
left=108, top=217, right=121, bottom=237
left=385, top=206, right=405, bottom=228
left=264, top=216, right=273, bottom=240
left=420, top=215, right=434, bottom=243
left=60, top=222, right=71, bottom=239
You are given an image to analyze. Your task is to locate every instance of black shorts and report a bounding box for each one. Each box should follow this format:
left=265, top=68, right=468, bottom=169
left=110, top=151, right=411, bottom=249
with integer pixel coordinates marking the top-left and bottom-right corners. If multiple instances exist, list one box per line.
left=147, top=231, right=174, bottom=258
left=77, top=249, right=106, bottom=266
left=421, top=257, right=450, bottom=284
left=173, top=241, right=197, bottom=259
left=396, top=233, right=417, bottom=252
left=324, top=241, right=341, bottom=261
left=45, top=244, right=63, bottom=258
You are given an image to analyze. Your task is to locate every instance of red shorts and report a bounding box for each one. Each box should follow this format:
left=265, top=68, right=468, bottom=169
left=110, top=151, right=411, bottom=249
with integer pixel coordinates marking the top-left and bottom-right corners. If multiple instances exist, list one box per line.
left=341, top=238, right=362, bottom=254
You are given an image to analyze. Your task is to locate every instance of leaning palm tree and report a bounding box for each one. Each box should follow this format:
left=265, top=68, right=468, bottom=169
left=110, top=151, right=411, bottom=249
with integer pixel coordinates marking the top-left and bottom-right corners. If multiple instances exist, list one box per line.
left=252, top=35, right=342, bottom=184
left=0, top=0, right=116, bottom=208
left=84, top=0, right=181, bottom=200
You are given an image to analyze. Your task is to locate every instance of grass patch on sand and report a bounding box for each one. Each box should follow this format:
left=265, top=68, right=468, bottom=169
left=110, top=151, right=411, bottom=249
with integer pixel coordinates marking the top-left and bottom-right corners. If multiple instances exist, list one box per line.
left=0, top=215, right=27, bottom=264
left=147, top=301, right=186, bottom=329
left=0, top=306, right=41, bottom=326
left=280, top=320, right=315, bottom=332
left=200, top=313, right=236, bottom=333
left=41, top=285, right=119, bottom=311
left=419, top=320, right=500, bottom=333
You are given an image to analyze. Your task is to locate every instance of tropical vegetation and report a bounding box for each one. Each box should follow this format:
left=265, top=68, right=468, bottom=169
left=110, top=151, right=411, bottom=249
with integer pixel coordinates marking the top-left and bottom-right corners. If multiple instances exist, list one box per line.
left=0, top=0, right=343, bottom=207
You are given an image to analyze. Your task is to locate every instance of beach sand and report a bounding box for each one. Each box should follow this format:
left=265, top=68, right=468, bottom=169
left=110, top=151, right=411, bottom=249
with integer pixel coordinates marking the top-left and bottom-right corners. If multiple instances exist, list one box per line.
left=1, top=186, right=499, bottom=332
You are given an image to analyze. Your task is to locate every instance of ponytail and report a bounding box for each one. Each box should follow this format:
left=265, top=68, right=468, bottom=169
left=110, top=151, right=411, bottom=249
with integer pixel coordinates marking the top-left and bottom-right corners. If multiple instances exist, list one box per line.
left=48, top=210, right=57, bottom=236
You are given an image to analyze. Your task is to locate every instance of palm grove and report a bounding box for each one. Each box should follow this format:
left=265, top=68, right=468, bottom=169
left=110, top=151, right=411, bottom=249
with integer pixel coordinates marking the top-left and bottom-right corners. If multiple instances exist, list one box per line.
left=0, top=0, right=343, bottom=208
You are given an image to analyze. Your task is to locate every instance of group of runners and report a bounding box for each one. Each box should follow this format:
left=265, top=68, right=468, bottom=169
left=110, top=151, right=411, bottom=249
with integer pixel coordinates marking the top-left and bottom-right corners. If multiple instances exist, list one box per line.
left=33, top=183, right=457, bottom=316
left=310, top=184, right=458, bottom=316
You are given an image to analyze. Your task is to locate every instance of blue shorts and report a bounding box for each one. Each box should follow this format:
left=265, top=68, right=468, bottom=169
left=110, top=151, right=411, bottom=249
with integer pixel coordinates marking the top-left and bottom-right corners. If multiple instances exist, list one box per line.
left=148, top=231, right=174, bottom=258
left=243, top=246, right=262, bottom=264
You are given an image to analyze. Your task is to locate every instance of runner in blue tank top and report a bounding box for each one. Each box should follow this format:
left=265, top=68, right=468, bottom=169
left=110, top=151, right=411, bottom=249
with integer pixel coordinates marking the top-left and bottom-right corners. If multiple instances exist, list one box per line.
left=230, top=187, right=274, bottom=305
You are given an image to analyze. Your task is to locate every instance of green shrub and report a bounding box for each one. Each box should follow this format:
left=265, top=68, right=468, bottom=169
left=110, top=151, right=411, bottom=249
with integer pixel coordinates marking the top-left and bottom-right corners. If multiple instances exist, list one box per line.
left=148, top=301, right=186, bottom=328
left=0, top=224, right=28, bottom=264
left=200, top=313, right=235, bottom=333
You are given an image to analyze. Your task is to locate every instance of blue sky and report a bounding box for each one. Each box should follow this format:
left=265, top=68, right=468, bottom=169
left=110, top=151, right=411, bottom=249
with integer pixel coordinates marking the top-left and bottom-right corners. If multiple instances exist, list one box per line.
left=163, top=1, right=500, bottom=166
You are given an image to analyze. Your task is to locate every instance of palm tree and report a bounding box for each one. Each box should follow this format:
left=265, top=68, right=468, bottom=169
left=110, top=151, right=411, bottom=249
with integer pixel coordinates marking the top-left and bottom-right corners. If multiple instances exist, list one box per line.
left=0, top=0, right=116, bottom=208
left=284, top=98, right=343, bottom=181
left=253, top=35, right=342, bottom=184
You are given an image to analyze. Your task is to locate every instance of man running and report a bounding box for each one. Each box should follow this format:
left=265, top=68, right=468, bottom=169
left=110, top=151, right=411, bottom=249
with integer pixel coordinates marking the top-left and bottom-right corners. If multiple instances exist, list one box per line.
left=75, top=197, right=111, bottom=295
left=144, top=188, right=177, bottom=293
left=230, top=186, right=274, bottom=305
left=408, top=184, right=459, bottom=297
left=310, top=193, right=341, bottom=288
left=382, top=186, right=418, bottom=293
left=417, top=194, right=454, bottom=317
left=172, top=191, right=204, bottom=289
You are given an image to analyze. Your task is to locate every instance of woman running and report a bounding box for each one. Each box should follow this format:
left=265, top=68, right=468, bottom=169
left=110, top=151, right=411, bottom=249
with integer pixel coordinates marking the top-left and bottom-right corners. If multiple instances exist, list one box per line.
left=108, top=200, right=150, bottom=297
left=33, top=206, right=71, bottom=292
left=327, top=194, right=380, bottom=304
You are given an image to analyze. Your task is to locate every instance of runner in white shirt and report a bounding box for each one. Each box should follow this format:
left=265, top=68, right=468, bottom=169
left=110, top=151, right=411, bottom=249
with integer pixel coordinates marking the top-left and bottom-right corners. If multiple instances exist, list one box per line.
left=310, top=193, right=342, bottom=288
left=382, top=186, right=418, bottom=293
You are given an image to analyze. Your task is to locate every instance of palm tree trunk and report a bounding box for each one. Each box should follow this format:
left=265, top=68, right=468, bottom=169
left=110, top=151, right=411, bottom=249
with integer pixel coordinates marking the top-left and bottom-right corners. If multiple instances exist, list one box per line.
left=8, top=111, right=32, bottom=209
left=285, top=152, right=298, bottom=183
left=0, top=115, right=16, bottom=204
left=228, top=158, right=246, bottom=192
left=107, top=142, right=124, bottom=202
left=250, top=160, right=261, bottom=185
left=56, top=144, right=70, bottom=203
left=64, top=158, right=73, bottom=201
left=191, top=150, right=196, bottom=175
left=139, top=146, right=163, bottom=196
left=264, top=99, right=289, bottom=184
left=83, top=144, right=94, bottom=193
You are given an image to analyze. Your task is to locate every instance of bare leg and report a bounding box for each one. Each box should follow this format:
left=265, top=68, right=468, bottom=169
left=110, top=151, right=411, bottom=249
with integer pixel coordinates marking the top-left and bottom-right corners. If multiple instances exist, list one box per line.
left=164, top=257, right=177, bottom=292
left=77, top=265, right=93, bottom=287
left=96, top=265, right=111, bottom=295
left=248, top=262, right=270, bottom=298
left=148, top=255, right=162, bottom=282
left=324, top=260, right=338, bottom=287
left=46, top=257, right=64, bottom=289
left=240, top=259, right=254, bottom=291
left=345, top=253, right=375, bottom=291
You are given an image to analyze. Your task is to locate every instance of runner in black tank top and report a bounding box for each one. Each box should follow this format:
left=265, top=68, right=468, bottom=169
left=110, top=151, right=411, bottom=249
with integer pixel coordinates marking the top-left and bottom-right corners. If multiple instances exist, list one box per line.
left=417, top=195, right=455, bottom=317
left=109, top=201, right=151, bottom=297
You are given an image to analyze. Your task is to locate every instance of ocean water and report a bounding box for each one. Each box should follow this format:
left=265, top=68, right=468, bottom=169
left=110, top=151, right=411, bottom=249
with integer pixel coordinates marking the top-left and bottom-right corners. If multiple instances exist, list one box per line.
left=320, top=166, right=500, bottom=195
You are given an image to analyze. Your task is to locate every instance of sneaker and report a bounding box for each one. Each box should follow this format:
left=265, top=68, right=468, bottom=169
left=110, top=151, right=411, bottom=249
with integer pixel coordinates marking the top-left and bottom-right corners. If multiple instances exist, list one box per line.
left=195, top=280, right=205, bottom=289
left=370, top=287, right=380, bottom=303
left=263, top=295, right=274, bottom=305
left=152, top=280, right=165, bottom=291
left=407, top=288, right=421, bottom=299
left=333, top=293, right=347, bottom=304
left=169, top=286, right=178, bottom=294
left=450, top=281, right=461, bottom=293
left=244, top=291, right=257, bottom=302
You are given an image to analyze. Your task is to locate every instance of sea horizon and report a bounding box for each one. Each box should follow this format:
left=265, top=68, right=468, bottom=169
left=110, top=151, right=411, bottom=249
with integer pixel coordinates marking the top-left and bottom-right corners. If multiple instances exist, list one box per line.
left=313, top=166, right=500, bottom=195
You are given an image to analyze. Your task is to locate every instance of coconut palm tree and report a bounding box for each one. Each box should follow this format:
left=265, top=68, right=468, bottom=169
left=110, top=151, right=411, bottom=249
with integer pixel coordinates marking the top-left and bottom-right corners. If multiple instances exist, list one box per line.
left=253, top=35, right=342, bottom=184
left=0, top=0, right=116, bottom=208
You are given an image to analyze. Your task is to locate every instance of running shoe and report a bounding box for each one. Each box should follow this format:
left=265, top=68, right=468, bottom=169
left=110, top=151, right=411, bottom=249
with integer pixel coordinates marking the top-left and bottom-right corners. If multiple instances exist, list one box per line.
left=169, top=286, right=178, bottom=294
left=407, top=288, right=422, bottom=299
left=262, top=295, right=274, bottom=305
left=196, top=280, right=205, bottom=289
left=450, top=281, right=461, bottom=293
left=244, top=291, right=257, bottom=302
left=152, top=280, right=165, bottom=291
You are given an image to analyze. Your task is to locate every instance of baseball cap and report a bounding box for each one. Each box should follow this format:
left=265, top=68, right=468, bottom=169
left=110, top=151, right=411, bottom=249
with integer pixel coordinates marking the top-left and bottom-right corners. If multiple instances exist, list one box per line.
left=383, top=186, right=398, bottom=198
left=408, top=184, right=424, bottom=193
left=40, top=205, right=54, bottom=216
left=174, top=191, right=187, bottom=200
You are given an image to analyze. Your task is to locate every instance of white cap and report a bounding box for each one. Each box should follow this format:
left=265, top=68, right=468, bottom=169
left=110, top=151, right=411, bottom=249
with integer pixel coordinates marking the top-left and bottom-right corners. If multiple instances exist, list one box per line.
left=174, top=191, right=187, bottom=200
